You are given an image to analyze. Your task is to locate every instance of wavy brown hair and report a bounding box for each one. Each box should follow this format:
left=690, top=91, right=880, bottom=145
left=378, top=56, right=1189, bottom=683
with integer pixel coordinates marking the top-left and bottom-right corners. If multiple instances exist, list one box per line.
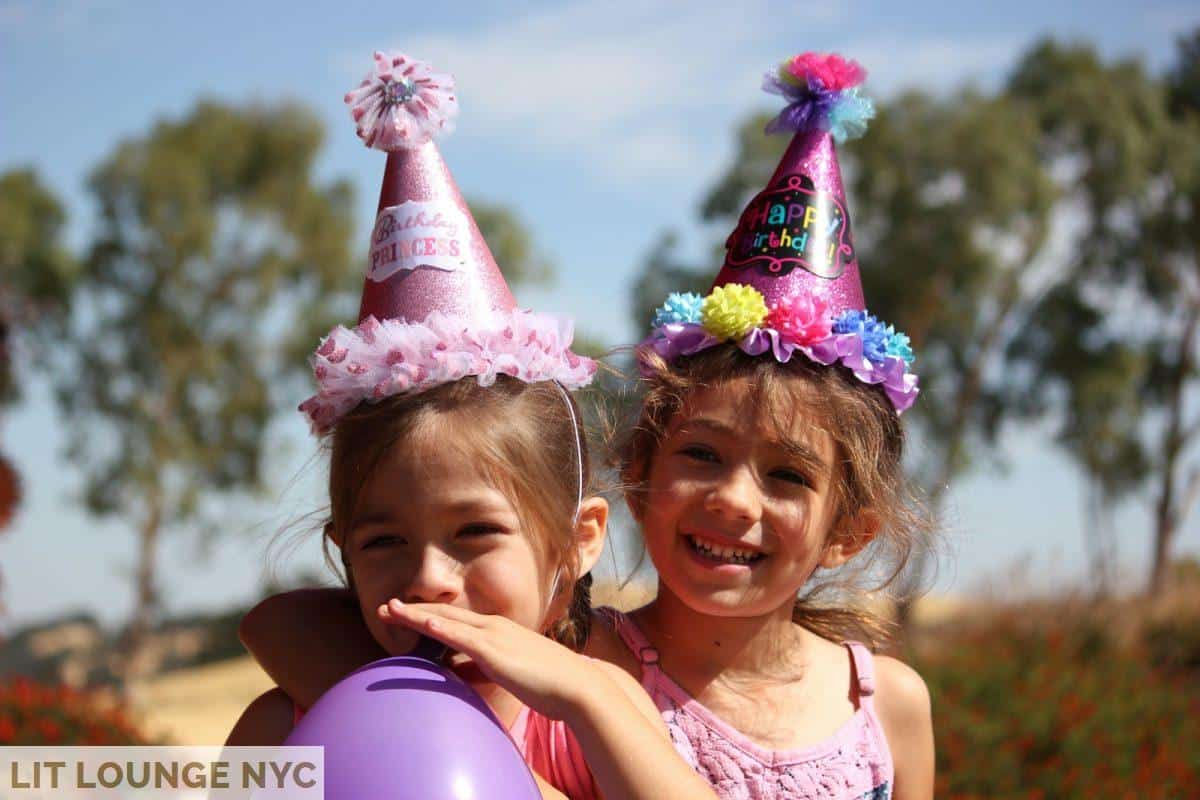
left=616, top=343, right=933, bottom=649
left=321, top=376, right=594, bottom=650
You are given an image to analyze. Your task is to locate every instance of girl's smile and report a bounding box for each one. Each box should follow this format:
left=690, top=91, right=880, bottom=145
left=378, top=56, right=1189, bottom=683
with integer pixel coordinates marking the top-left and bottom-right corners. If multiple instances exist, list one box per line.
left=640, top=379, right=844, bottom=619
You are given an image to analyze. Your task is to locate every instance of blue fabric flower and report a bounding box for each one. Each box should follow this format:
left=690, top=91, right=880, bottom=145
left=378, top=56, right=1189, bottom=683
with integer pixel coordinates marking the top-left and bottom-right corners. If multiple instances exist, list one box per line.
left=653, top=292, right=705, bottom=326
left=832, top=310, right=891, bottom=364
left=884, top=326, right=915, bottom=365
left=828, top=89, right=874, bottom=143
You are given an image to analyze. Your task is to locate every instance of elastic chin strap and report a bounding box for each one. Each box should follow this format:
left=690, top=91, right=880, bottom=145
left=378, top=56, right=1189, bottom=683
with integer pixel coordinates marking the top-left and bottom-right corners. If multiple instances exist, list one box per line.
left=548, top=380, right=584, bottom=613
left=551, top=380, right=584, bottom=525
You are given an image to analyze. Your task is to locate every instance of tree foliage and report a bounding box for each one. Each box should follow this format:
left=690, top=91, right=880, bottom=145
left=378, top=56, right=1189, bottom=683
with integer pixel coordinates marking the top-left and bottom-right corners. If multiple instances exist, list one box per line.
left=57, top=101, right=358, bottom=668
left=1008, top=36, right=1200, bottom=594
left=0, top=169, right=76, bottom=405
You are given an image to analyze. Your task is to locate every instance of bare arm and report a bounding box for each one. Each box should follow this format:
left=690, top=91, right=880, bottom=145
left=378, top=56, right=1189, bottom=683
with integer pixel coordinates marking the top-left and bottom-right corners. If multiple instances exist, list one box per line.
left=563, top=661, right=716, bottom=800
left=225, top=688, right=295, bottom=746
left=239, top=589, right=386, bottom=707
left=875, top=656, right=935, bottom=800
left=381, top=601, right=718, bottom=800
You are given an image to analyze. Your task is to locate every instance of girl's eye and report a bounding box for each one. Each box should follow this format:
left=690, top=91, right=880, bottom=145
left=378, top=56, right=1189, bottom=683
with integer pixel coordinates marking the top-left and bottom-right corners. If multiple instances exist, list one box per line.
left=770, top=468, right=811, bottom=488
left=457, top=523, right=502, bottom=539
left=680, top=444, right=720, bottom=463
left=362, top=534, right=404, bottom=550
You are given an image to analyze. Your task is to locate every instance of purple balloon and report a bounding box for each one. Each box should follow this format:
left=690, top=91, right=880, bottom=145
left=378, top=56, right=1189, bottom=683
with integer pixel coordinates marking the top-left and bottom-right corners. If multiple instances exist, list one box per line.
left=283, top=654, right=540, bottom=799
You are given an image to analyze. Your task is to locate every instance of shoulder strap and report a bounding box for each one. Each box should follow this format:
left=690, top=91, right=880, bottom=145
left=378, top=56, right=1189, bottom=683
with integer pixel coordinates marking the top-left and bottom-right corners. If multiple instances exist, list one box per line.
left=597, top=607, right=661, bottom=669
left=844, top=640, right=877, bottom=711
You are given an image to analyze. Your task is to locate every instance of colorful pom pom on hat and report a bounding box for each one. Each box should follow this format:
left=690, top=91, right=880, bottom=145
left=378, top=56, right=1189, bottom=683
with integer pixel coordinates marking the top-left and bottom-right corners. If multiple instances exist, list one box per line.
left=299, top=51, right=595, bottom=434
left=640, top=52, right=917, bottom=413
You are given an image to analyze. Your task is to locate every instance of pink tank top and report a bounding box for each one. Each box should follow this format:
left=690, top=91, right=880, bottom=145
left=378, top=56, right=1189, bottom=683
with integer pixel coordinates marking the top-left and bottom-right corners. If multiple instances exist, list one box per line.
left=293, top=700, right=597, bottom=799
left=509, top=704, right=598, bottom=799
left=600, top=608, right=893, bottom=800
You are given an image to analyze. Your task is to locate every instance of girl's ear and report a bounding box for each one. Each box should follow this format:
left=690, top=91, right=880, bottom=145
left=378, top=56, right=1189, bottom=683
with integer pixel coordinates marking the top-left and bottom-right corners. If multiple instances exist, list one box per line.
left=819, top=509, right=881, bottom=569
left=325, top=521, right=344, bottom=549
left=574, top=495, right=609, bottom=574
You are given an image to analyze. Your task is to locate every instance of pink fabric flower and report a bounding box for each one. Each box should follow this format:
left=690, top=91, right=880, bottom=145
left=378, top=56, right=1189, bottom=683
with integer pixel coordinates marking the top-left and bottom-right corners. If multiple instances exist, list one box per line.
left=784, top=52, right=866, bottom=91
left=766, top=292, right=833, bottom=345
left=345, top=51, right=459, bottom=151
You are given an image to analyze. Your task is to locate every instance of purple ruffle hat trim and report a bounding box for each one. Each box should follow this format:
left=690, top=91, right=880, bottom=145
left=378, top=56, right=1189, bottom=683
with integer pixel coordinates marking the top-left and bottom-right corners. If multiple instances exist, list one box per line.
left=638, top=323, right=918, bottom=414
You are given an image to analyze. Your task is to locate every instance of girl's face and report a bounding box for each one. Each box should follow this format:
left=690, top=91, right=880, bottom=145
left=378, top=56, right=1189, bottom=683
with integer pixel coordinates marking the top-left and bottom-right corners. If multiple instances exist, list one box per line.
left=341, top=431, right=551, bottom=657
left=639, top=380, right=845, bottom=618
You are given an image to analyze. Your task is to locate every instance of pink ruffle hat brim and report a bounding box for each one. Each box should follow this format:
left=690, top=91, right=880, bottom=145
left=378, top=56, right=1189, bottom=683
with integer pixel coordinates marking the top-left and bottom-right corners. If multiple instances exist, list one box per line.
left=300, top=310, right=597, bottom=434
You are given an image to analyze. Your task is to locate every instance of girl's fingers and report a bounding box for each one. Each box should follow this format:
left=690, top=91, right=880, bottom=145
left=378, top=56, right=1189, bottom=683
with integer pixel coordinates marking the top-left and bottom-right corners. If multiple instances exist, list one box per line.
left=385, top=599, right=494, bottom=629
left=405, top=613, right=491, bottom=663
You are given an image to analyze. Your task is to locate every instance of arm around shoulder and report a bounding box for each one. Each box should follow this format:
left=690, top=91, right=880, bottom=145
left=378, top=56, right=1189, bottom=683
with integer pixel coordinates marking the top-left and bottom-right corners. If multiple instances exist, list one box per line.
left=874, top=656, right=934, bottom=800
left=239, top=588, right=385, bottom=707
left=225, top=688, right=295, bottom=747
left=590, top=659, right=669, bottom=739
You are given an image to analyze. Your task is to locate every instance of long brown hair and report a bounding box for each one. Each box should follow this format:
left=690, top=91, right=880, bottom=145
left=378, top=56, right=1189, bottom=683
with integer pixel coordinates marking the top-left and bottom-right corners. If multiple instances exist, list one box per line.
left=616, top=343, right=933, bottom=649
left=322, top=376, right=594, bottom=649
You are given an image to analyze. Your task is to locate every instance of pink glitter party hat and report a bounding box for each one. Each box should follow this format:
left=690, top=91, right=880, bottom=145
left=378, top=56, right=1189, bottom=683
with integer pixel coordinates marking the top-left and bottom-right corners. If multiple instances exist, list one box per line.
left=299, top=51, right=595, bottom=433
left=640, top=52, right=918, bottom=413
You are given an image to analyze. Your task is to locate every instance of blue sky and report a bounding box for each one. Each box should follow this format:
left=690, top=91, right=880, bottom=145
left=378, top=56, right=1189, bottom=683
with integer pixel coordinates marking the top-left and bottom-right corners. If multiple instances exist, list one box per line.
left=1, top=0, right=1198, bottom=629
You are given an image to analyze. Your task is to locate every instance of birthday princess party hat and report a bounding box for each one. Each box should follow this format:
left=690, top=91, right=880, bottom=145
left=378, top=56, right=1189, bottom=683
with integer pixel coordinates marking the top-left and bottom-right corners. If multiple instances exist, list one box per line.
left=640, top=52, right=918, bottom=413
left=300, top=51, right=595, bottom=433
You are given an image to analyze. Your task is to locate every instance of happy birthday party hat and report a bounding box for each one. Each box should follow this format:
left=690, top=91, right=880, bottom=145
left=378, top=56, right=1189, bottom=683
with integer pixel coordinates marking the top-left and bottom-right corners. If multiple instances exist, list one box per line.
left=641, top=52, right=918, bottom=413
left=299, top=51, right=595, bottom=433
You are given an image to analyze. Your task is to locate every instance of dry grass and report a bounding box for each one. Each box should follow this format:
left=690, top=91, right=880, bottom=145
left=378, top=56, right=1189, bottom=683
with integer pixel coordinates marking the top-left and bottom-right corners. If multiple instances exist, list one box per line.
left=129, top=656, right=274, bottom=744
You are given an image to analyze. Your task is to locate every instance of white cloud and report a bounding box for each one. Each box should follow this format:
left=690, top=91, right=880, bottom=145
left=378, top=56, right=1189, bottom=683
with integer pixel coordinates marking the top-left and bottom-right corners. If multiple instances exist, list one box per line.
left=843, top=33, right=1028, bottom=96
left=338, top=2, right=1028, bottom=185
left=340, top=0, right=799, bottom=183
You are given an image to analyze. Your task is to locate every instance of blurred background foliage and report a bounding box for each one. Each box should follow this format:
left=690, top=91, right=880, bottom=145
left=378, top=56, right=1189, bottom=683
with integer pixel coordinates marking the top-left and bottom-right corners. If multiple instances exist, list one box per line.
left=1, top=30, right=1198, bottom=795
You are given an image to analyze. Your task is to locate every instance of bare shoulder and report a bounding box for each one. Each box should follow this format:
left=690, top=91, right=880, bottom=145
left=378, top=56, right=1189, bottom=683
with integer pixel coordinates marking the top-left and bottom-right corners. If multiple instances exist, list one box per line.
left=873, top=655, right=932, bottom=727
left=225, top=687, right=295, bottom=746
left=583, top=608, right=643, bottom=679
left=873, top=656, right=935, bottom=799
left=588, top=657, right=667, bottom=736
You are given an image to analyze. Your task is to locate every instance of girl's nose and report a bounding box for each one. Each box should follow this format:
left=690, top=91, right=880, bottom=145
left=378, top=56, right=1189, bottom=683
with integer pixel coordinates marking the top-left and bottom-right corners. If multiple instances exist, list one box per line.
left=403, top=547, right=461, bottom=604
left=703, top=465, right=763, bottom=523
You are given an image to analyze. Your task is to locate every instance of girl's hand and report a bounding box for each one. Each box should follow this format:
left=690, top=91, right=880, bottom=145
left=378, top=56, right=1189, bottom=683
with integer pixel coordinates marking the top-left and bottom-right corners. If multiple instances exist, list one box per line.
left=378, top=599, right=597, bottom=723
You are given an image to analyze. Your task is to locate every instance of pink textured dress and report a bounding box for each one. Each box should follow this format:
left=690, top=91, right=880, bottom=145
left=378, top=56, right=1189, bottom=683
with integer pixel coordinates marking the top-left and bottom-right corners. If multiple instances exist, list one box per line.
left=600, top=608, right=893, bottom=800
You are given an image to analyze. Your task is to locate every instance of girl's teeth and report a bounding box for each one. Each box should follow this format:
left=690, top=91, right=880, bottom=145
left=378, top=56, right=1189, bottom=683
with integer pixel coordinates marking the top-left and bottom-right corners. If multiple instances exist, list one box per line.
left=689, top=536, right=761, bottom=563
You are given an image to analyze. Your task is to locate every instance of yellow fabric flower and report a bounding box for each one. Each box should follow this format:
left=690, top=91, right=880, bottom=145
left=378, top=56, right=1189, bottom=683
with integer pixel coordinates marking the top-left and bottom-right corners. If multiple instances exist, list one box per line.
left=701, top=284, right=769, bottom=340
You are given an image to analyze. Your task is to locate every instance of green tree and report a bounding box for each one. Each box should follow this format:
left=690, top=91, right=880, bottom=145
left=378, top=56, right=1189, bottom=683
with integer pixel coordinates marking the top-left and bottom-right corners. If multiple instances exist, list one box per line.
left=0, top=168, right=76, bottom=404
left=59, top=101, right=358, bottom=678
left=1008, top=36, right=1200, bottom=596
left=0, top=169, right=77, bottom=612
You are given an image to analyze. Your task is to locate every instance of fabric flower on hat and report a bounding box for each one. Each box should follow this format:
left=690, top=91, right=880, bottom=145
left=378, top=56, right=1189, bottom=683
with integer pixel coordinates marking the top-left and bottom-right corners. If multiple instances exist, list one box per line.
left=764, top=52, right=872, bottom=142
left=345, top=51, right=458, bottom=151
left=782, top=52, right=866, bottom=92
left=701, top=284, right=769, bottom=340
left=885, top=326, right=915, bottom=365
left=766, top=292, right=833, bottom=346
left=828, top=89, right=875, bottom=144
left=833, top=309, right=890, bottom=364
left=653, top=292, right=705, bottom=326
